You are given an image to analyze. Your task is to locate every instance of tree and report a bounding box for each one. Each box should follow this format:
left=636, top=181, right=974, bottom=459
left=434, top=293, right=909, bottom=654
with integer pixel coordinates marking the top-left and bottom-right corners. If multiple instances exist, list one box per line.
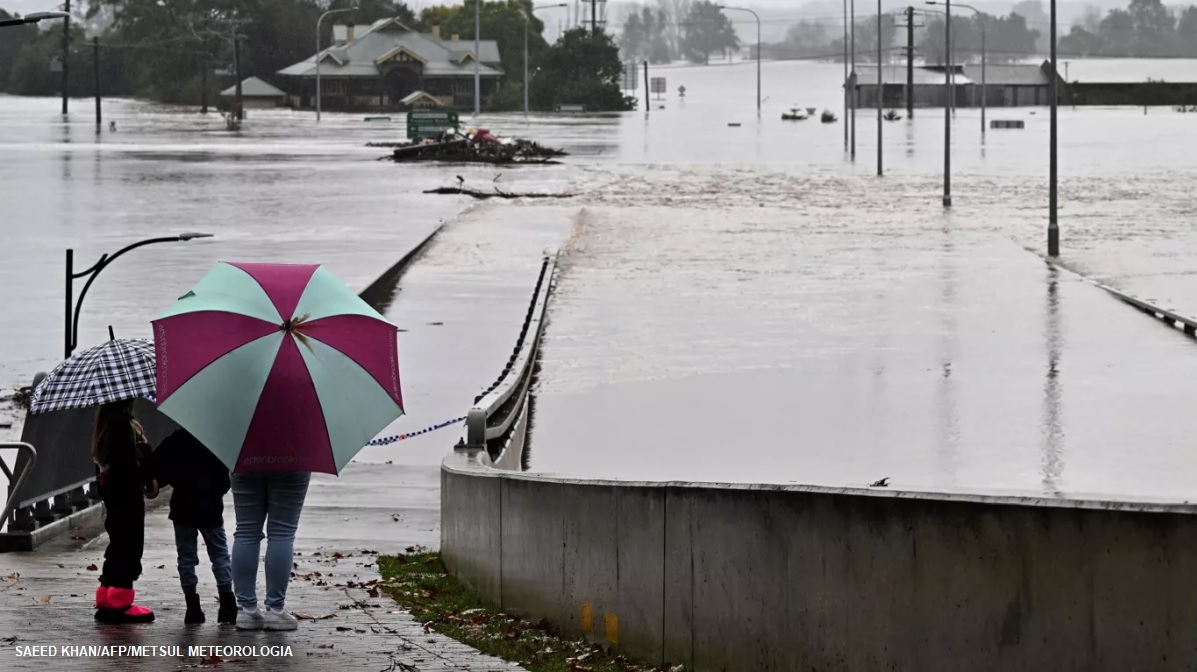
left=419, top=0, right=549, bottom=95
left=852, top=14, right=897, bottom=63
left=1179, top=6, right=1197, bottom=57
left=1058, top=26, right=1102, bottom=57
left=1011, top=0, right=1049, bottom=52
left=680, top=1, right=737, bottom=64
left=0, top=9, right=38, bottom=91
left=618, top=10, right=646, bottom=60
left=1128, top=0, right=1176, bottom=56
left=529, top=27, right=632, bottom=110
left=1098, top=9, right=1136, bottom=56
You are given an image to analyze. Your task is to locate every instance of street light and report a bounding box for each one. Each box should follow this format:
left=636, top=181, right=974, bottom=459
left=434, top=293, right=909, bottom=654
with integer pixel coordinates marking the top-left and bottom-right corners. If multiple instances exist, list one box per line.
left=316, top=7, right=355, bottom=122
left=1048, top=0, right=1058, bottom=256
left=64, top=233, right=214, bottom=358
left=843, top=0, right=849, bottom=150
left=524, top=3, right=567, bottom=115
left=716, top=6, right=761, bottom=116
left=928, top=1, right=984, bottom=136
left=0, top=10, right=70, bottom=28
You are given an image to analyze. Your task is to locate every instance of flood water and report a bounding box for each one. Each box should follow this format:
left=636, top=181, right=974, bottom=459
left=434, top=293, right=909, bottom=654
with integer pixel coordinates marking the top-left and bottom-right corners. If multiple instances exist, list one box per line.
left=2, top=59, right=1196, bottom=500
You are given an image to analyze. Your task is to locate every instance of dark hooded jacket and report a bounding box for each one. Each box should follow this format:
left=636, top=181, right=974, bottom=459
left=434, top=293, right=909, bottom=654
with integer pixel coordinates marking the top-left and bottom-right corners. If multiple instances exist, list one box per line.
left=153, top=429, right=230, bottom=529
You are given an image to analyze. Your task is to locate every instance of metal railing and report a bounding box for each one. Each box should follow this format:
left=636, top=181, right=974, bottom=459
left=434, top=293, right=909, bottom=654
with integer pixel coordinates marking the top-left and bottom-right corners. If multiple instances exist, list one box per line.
left=1097, top=282, right=1197, bottom=336
left=0, top=442, right=38, bottom=531
left=457, top=251, right=558, bottom=468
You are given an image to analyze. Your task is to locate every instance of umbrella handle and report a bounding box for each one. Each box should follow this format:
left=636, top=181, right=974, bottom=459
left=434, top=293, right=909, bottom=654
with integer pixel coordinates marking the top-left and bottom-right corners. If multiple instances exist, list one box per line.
left=108, top=325, right=116, bottom=341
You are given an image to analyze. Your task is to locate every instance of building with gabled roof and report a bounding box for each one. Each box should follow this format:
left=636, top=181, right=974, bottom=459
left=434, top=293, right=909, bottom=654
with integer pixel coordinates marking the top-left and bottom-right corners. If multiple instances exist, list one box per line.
left=277, top=18, right=502, bottom=111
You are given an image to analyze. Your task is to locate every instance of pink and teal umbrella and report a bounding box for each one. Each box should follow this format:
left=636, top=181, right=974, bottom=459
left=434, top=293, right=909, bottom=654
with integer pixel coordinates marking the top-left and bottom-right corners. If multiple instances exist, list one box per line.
left=151, top=262, right=404, bottom=474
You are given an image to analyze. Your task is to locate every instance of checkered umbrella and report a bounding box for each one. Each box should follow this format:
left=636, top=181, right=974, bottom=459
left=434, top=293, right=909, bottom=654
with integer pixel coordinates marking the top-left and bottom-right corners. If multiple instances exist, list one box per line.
left=29, top=338, right=157, bottom=414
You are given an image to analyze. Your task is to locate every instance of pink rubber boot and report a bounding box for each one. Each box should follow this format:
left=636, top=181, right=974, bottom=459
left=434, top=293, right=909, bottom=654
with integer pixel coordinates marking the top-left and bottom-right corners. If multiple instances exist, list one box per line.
left=97, top=587, right=154, bottom=624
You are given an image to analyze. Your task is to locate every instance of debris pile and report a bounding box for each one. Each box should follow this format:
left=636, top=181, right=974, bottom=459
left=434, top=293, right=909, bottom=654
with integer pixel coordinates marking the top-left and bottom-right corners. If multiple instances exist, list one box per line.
left=373, top=128, right=567, bottom=165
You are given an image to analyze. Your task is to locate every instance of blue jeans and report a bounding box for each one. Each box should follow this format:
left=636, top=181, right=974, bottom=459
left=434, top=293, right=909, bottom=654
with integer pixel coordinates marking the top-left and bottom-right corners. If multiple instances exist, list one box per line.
left=173, top=522, right=233, bottom=594
left=231, top=472, right=310, bottom=611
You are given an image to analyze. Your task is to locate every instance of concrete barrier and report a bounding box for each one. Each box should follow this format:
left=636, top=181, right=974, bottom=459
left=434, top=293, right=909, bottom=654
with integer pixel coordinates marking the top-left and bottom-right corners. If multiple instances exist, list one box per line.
left=442, top=457, right=1197, bottom=671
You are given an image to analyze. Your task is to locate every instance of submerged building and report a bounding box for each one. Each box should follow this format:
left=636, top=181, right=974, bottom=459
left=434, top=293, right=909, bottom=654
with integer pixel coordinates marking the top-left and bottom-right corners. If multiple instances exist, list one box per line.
left=277, top=18, right=502, bottom=111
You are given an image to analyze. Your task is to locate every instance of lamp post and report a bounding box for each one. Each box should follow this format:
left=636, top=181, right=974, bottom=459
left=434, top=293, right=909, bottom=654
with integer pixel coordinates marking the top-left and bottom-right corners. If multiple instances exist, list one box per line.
left=843, top=0, right=849, bottom=149
left=875, top=0, right=882, bottom=177
left=943, top=0, right=952, bottom=206
left=474, top=0, right=481, bottom=117
left=716, top=6, right=761, bottom=116
left=64, top=233, right=213, bottom=359
left=928, top=1, right=984, bottom=136
left=1048, top=0, right=1058, bottom=256
left=851, top=0, right=856, bottom=159
left=524, top=3, right=567, bottom=115
left=0, top=10, right=69, bottom=28
left=316, top=7, right=354, bottom=122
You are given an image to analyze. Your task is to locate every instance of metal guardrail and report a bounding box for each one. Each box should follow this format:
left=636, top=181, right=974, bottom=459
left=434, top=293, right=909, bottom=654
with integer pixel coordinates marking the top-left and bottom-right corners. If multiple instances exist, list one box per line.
left=0, top=442, right=37, bottom=531
left=458, top=251, right=558, bottom=467
left=1096, top=281, right=1197, bottom=336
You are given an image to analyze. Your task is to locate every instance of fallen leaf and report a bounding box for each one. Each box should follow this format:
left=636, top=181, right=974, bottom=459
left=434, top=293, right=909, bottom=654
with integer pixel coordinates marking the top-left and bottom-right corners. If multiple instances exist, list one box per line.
left=85, top=564, right=97, bottom=571
left=200, top=654, right=223, bottom=666
left=335, top=626, right=353, bottom=632
left=5, top=572, right=19, bottom=580
left=156, top=565, right=164, bottom=569
left=332, top=552, right=345, bottom=560
left=368, top=587, right=380, bottom=598
left=69, top=535, right=86, bottom=541
left=316, top=644, right=333, bottom=649
left=33, top=596, right=51, bottom=604
left=292, top=612, right=337, bottom=621
left=56, top=564, right=64, bottom=568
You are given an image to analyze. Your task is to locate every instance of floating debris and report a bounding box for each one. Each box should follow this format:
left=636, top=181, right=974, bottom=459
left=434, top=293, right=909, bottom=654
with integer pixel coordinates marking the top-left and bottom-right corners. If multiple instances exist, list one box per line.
left=374, top=128, right=567, bottom=165
left=820, top=110, right=838, bottom=123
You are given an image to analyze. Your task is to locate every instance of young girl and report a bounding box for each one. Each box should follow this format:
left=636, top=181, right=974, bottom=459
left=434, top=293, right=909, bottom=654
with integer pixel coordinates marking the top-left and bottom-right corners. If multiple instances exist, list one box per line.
left=92, top=399, right=158, bottom=624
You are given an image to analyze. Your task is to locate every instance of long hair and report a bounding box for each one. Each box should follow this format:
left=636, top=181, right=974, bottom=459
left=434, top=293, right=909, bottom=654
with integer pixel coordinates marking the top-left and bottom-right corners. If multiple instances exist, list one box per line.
left=92, top=400, right=143, bottom=465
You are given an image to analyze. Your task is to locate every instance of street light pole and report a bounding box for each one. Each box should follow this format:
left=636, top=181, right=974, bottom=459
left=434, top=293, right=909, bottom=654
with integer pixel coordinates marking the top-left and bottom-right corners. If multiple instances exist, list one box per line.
left=876, top=0, right=882, bottom=177
left=929, top=2, right=984, bottom=135
left=851, top=0, right=856, bottom=159
left=943, top=0, right=951, bottom=206
left=474, top=0, right=481, bottom=117
left=0, top=10, right=70, bottom=28
left=316, top=7, right=354, bottom=122
left=717, top=6, right=761, bottom=115
left=524, top=4, right=567, bottom=115
left=1048, top=0, right=1058, bottom=256
left=64, top=233, right=213, bottom=359
left=843, top=0, right=849, bottom=149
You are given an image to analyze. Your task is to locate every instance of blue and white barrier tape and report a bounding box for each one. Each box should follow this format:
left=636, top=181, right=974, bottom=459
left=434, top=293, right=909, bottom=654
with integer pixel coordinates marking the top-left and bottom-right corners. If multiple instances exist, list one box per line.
left=141, top=393, right=464, bottom=447
left=366, top=416, right=468, bottom=446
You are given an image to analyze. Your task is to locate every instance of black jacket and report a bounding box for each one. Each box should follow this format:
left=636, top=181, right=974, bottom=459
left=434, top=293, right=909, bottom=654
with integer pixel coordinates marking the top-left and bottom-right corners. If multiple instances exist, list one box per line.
left=153, top=429, right=230, bottom=529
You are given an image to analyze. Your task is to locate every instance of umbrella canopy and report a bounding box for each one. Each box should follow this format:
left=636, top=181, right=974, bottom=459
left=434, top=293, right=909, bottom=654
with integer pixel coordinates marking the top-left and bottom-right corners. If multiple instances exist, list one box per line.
left=29, top=338, right=156, bottom=414
left=152, top=262, right=404, bottom=474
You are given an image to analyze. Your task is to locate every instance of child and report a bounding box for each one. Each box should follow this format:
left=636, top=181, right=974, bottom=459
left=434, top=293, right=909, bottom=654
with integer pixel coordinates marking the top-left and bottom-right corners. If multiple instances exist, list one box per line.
left=92, top=399, right=157, bottom=624
left=154, top=428, right=235, bottom=624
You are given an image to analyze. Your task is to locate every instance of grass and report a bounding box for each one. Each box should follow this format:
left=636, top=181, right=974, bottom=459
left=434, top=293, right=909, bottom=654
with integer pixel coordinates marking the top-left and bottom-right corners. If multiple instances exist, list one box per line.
left=376, top=550, right=687, bottom=672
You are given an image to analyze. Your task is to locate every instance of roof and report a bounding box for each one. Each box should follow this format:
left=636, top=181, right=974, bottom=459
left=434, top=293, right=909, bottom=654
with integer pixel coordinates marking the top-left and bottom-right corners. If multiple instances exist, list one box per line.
left=962, top=64, right=1048, bottom=86
left=219, top=77, right=286, bottom=98
left=400, top=90, right=445, bottom=106
left=279, top=17, right=502, bottom=79
left=852, top=65, right=970, bottom=86
left=1054, top=58, right=1197, bottom=84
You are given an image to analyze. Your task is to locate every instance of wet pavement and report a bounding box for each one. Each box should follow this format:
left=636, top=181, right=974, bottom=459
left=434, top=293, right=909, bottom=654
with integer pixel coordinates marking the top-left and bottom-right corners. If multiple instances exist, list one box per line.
left=0, top=466, right=525, bottom=671
left=529, top=199, right=1197, bottom=501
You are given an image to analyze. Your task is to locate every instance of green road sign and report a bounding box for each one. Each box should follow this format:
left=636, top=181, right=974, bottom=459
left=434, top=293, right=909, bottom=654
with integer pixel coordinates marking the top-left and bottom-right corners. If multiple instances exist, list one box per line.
left=406, top=110, right=460, bottom=139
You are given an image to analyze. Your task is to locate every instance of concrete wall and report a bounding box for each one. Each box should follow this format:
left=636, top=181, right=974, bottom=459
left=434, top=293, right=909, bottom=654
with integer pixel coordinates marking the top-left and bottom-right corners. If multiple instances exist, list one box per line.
left=442, top=456, right=1197, bottom=671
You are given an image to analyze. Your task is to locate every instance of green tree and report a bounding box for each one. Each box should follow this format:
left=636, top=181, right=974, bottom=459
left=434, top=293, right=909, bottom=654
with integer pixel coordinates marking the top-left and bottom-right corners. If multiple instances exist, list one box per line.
left=680, top=0, right=737, bottom=64
left=419, top=0, right=549, bottom=95
left=0, top=9, right=38, bottom=90
left=529, top=27, right=631, bottom=111
left=1179, top=6, right=1197, bottom=57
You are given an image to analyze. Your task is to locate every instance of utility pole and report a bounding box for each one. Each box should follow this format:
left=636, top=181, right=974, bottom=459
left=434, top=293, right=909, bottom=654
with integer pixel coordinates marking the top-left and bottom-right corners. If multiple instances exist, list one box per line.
left=643, top=60, right=649, bottom=113
left=93, top=37, right=100, bottom=129
left=943, top=0, right=952, bottom=207
left=850, top=0, right=856, bottom=160
left=201, top=52, right=208, bottom=114
left=591, top=0, right=596, bottom=33
left=61, top=0, right=70, bottom=114
left=843, top=0, right=848, bottom=150
left=474, top=0, right=480, bottom=116
left=233, top=36, right=243, bottom=121
left=906, top=6, right=914, bottom=118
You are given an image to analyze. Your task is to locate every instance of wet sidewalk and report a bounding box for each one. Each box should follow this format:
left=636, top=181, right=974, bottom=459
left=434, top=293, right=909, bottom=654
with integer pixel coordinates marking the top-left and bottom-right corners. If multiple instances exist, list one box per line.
left=0, top=202, right=579, bottom=670
left=531, top=203, right=1197, bottom=502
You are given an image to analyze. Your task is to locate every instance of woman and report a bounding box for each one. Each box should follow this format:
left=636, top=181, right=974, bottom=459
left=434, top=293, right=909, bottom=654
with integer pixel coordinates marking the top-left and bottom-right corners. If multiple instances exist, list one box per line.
left=231, top=471, right=310, bottom=631
left=92, top=399, right=158, bottom=624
